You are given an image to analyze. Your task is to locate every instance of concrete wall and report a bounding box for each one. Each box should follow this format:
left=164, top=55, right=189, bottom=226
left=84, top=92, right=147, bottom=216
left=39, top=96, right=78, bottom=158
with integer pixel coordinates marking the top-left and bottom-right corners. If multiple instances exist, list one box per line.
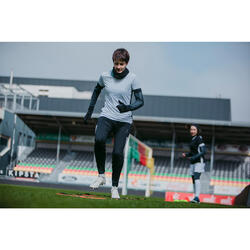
left=0, top=109, right=35, bottom=171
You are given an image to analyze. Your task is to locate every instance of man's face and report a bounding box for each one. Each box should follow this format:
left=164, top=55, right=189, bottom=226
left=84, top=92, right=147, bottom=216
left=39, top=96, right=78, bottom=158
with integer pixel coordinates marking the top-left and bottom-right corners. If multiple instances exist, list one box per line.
left=113, top=60, right=127, bottom=73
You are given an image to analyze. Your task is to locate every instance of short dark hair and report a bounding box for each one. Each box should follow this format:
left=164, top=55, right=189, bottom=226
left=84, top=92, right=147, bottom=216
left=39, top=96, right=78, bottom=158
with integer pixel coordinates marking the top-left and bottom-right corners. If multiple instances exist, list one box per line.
left=112, top=48, right=130, bottom=63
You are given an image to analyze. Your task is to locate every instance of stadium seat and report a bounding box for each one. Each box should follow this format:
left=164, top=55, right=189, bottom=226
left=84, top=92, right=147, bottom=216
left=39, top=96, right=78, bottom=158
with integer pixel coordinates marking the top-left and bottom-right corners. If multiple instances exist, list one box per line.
left=210, top=159, right=250, bottom=187
left=14, top=148, right=67, bottom=174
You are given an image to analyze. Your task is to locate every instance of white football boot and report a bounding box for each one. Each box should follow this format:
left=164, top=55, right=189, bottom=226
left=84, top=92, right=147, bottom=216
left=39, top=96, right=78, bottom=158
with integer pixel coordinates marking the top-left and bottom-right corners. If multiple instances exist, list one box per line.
left=89, top=174, right=106, bottom=190
left=111, top=186, right=120, bottom=199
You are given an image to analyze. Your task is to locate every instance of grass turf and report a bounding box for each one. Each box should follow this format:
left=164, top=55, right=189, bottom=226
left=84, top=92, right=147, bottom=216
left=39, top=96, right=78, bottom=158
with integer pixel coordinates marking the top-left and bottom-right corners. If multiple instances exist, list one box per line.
left=0, top=183, right=242, bottom=208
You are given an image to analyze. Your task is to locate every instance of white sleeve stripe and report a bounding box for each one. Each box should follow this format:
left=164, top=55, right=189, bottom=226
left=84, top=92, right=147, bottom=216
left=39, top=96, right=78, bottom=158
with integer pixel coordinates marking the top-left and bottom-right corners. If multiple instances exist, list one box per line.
left=199, top=143, right=205, bottom=147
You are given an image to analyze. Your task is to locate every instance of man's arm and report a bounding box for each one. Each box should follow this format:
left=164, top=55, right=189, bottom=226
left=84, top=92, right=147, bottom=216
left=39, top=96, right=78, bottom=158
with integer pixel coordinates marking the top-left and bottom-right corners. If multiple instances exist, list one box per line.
left=83, top=83, right=104, bottom=124
left=117, top=88, right=144, bottom=113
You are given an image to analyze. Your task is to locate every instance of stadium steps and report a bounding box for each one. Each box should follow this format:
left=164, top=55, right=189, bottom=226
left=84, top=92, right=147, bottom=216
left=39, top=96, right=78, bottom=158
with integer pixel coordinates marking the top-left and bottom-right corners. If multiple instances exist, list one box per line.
left=210, top=177, right=250, bottom=187
left=14, top=163, right=56, bottom=174
left=40, top=151, right=77, bottom=183
left=200, top=171, right=212, bottom=194
left=56, top=150, right=250, bottom=192
left=210, top=160, right=250, bottom=188
left=62, top=152, right=113, bottom=176
left=17, top=146, right=35, bottom=162
left=14, top=148, right=67, bottom=174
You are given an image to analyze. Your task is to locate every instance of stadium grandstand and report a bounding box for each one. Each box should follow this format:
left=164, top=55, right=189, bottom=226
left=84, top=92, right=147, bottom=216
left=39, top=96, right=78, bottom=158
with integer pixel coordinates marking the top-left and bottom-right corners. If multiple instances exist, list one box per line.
left=0, top=75, right=250, bottom=197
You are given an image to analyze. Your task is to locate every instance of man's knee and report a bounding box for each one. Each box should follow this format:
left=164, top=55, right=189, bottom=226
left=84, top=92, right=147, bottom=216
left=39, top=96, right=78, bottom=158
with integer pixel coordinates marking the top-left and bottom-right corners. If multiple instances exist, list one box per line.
left=95, top=136, right=106, bottom=146
left=194, top=172, right=201, bottom=180
left=112, top=145, right=125, bottom=156
left=112, top=152, right=124, bottom=162
left=192, top=175, right=195, bottom=184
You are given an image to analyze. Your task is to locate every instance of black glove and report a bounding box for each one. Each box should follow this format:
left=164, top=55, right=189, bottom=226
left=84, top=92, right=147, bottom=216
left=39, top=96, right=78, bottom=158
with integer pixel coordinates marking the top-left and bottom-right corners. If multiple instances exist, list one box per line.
left=83, top=109, right=93, bottom=124
left=190, top=156, right=196, bottom=164
left=83, top=83, right=104, bottom=124
left=116, top=101, right=130, bottom=113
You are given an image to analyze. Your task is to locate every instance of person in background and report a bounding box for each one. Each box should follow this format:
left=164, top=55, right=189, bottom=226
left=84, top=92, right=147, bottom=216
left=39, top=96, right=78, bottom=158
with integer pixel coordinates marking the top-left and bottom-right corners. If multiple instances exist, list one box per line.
left=182, top=124, right=206, bottom=203
left=83, top=48, right=144, bottom=199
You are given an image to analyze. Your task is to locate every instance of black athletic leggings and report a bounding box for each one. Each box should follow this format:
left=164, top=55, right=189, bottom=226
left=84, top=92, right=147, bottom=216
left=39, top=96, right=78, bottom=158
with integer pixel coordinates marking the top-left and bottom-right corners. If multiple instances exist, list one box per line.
left=94, top=116, right=131, bottom=187
left=192, top=172, right=201, bottom=184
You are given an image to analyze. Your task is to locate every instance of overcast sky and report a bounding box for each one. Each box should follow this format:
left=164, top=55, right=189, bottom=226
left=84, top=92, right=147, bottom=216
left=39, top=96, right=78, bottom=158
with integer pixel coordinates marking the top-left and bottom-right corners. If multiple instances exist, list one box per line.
left=0, top=42, right=249, bottom=123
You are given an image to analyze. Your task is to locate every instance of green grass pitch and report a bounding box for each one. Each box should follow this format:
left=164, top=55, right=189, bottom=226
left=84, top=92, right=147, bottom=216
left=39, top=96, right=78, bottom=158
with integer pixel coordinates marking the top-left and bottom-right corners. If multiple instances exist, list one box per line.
left=0, top=184, right=241, bottom=208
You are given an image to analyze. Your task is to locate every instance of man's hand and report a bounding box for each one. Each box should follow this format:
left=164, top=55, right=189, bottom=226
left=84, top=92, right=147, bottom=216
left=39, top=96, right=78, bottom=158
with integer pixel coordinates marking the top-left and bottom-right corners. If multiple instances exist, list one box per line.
left=116, top=101, right=130, bottom=113
left=83, top=111, right=92, bottom=124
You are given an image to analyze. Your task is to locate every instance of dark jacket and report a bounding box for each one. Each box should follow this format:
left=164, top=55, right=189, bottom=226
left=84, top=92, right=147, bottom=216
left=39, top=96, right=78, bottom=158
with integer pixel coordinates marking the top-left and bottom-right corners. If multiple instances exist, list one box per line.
left=186, top=135, right=206, bottom=164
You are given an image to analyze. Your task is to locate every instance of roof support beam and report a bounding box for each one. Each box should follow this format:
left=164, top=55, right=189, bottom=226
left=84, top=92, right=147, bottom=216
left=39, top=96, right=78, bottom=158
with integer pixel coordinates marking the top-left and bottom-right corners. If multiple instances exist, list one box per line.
left=170, top=124, right=175, bottom=174
left=210, top=127, right=215, bottom=176
left=56, top=125, right=61, bottom=165
left=52, top=116, right=68, bottom=135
